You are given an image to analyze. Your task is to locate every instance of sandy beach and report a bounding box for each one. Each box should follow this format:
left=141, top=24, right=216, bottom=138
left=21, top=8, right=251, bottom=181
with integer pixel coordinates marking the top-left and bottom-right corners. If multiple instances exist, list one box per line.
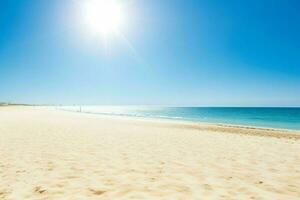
left=0, top=106, right=299, bottom=200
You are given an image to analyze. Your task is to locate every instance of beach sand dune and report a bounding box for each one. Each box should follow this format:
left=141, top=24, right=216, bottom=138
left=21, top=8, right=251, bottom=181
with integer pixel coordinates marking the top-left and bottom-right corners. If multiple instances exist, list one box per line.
left=0, top=106, right=299, bottom=199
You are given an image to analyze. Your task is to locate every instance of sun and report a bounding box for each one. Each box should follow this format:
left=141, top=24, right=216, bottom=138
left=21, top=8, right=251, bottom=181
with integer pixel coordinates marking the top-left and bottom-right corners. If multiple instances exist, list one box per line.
left=81, top=0, right=124, bottom=36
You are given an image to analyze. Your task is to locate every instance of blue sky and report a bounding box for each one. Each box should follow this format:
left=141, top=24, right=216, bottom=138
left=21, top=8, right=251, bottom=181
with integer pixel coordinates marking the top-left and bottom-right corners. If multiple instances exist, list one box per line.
left=0, top=0, right=299, bottom=106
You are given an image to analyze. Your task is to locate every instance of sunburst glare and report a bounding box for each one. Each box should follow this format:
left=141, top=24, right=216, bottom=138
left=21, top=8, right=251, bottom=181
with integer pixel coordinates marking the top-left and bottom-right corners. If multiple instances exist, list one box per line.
left=80, top=0, right=125, bottom=37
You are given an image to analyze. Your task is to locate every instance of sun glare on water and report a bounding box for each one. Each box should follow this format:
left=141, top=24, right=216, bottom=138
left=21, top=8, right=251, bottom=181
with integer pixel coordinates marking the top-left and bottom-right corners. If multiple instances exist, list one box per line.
left=80, top=0, right=124, bottom=37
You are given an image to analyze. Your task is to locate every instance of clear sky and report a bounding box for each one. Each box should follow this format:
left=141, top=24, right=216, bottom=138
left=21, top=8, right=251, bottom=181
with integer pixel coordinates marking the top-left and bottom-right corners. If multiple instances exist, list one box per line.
left=0, top=0, right=299, bottom=106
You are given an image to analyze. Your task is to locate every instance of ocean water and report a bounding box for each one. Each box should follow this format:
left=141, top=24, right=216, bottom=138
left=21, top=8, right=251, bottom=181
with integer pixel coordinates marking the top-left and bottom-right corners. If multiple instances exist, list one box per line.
left=60, top=106, right=300, bottom=130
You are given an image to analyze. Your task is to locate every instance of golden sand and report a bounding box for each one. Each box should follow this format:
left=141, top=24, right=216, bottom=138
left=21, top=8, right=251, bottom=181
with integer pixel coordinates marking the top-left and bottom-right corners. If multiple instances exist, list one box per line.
left=0, top=106, right=299, bottom=199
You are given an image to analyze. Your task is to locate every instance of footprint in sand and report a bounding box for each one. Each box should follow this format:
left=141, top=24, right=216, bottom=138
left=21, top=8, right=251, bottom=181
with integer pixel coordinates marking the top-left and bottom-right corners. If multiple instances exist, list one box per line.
left=88, top=188, right=106, bottom=196
left=34, top=186, right=47, bottom=194
left=0, top=190, right=8, bottom=198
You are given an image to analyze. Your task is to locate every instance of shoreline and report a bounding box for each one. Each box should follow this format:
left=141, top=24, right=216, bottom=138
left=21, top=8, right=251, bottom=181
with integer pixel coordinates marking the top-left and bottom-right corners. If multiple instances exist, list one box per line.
left=3, top=105, right=299, bottom=132
left=3, top=105, right=300, bottom=138
left=58, top=107, right=300, bottom=139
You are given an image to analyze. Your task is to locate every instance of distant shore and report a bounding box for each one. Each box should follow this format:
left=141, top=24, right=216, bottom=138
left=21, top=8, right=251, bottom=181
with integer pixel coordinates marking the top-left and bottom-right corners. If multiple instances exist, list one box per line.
left=0, top=103, right=32, bottom=106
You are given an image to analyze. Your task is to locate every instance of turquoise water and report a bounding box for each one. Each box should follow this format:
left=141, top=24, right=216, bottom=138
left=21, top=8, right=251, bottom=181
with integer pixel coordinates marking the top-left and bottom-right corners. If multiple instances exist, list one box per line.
left=62, top=106, right=300, bottom=130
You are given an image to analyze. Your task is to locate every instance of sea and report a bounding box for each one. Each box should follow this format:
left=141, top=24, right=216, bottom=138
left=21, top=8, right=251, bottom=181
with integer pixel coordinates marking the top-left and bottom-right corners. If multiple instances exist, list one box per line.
left=60, top=106, right=300, bottom=131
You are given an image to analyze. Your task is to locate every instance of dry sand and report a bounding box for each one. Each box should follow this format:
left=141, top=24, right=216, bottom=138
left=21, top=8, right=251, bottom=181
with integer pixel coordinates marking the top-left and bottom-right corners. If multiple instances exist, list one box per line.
left=0, top=106, right=300, bottom=200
